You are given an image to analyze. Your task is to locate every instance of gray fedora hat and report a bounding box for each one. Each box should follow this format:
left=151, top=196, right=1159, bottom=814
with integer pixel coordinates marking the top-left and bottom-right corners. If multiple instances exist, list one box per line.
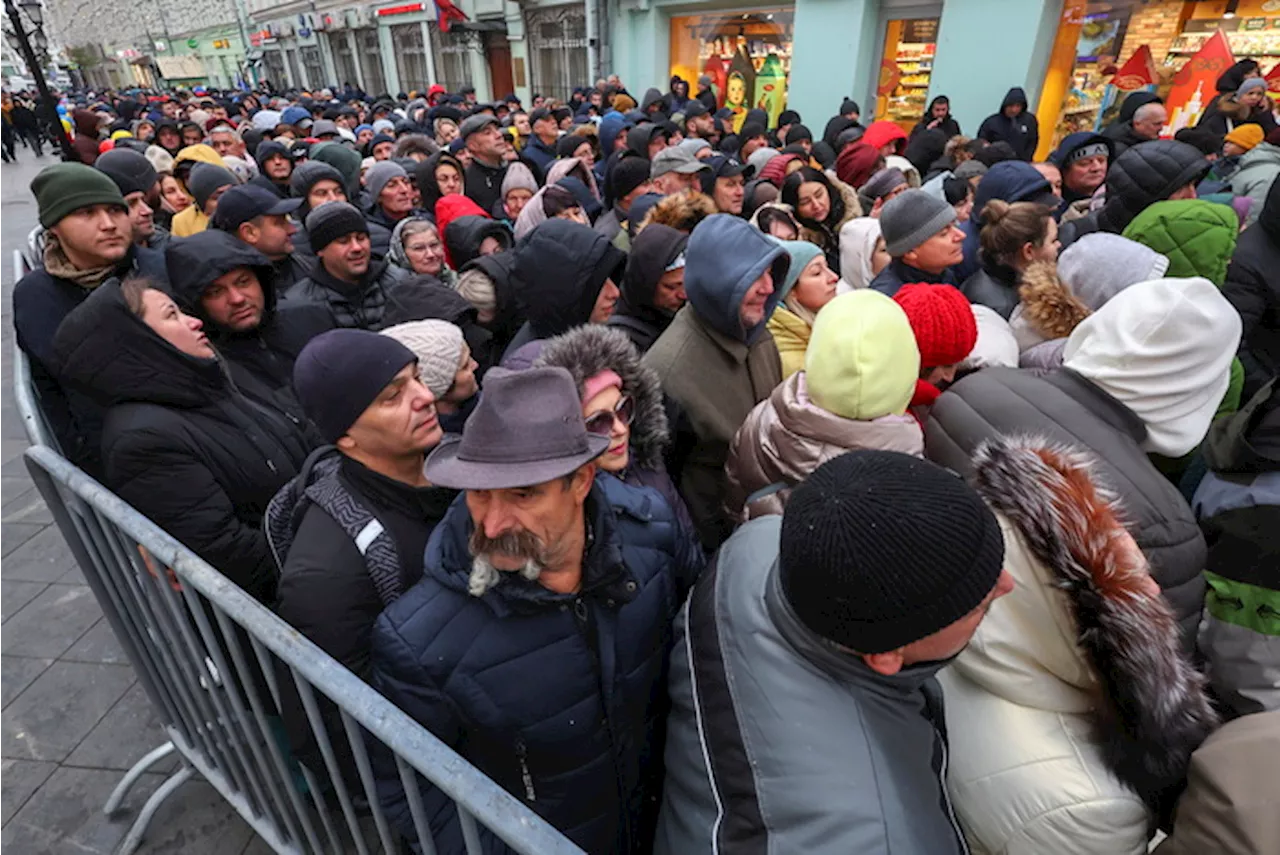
left=425, top=366, right=609, bottom=490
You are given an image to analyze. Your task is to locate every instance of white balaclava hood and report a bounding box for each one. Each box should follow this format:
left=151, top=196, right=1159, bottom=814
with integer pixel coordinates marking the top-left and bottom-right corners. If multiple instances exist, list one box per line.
left=1063, top=277, right=1241, bottom=457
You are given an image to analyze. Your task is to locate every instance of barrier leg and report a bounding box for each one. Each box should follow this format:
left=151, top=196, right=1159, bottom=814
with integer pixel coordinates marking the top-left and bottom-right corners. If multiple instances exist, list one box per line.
left=103, top=741, right=178, bottom=815
left=115, top=764, right=196, bottom=855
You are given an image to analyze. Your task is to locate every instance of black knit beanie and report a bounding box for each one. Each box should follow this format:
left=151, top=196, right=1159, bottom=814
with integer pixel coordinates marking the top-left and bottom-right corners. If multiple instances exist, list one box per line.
left=187, top=163, right=237, bottom=211
left=607, top=155, right=653, bottom=208
left=293, top=329, right=416, bottom=442
left=305, top=201, right=369, bottom=253
left=779, top=451, right=1005, bottom=654
left=95, top=149, right=159, bottom=197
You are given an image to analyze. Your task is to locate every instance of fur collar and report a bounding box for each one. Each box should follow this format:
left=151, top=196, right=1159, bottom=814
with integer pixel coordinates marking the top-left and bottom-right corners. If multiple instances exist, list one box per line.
left=972, top=434, right=1218, bottom=813
left=638, top=190, right=717, bottom=234
left=1017, top=261, right=1091, bottom=340
left=798, top=176, right=863, bottom=250
left=532, top=324, right=669, bottom=471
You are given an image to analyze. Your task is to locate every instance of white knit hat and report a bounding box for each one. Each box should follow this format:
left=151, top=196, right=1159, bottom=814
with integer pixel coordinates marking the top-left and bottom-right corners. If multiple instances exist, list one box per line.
left=380, top=320, right=465, bottom=399
left=1063, top=277, right=1241, bottom=457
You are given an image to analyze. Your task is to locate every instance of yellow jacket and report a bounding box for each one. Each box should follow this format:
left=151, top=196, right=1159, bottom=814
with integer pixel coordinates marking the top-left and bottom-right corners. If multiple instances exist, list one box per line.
left=766, top=307, right=811, bottom=378
left=170, top=205, right=208, bottom=237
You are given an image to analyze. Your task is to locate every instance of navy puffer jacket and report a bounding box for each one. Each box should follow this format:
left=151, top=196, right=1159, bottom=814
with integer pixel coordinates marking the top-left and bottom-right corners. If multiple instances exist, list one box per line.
left=370, top=473, right=688, bottom=854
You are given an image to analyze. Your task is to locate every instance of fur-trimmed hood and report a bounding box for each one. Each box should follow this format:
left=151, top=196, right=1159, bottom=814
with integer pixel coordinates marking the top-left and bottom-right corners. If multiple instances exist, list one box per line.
left=966, top=434, right=1219, bottom=812
left=638, top=189, right=717, bottom=234
left=797, top=176, right=863, bottom=261
left=1009, top=261, right=1092, bottom=352
left=532, top=324, right=669, bottom=471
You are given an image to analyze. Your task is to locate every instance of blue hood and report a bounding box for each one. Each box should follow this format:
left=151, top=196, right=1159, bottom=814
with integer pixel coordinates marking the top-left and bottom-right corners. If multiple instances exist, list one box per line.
left=957, top=160, right=1054, bottom=279
left=599, top=113, right=630, bottom=159
left=683, top=214, right=789, bottom=344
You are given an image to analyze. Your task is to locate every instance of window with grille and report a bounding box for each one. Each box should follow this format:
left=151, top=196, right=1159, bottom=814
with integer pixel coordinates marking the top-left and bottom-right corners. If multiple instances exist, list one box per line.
left=330, top=33, right=360, bottom=89
left=526, top=4, right=588, bottom=104
left=391, top=22, right=429, bottom=93
left=357, top=28, right=387, bottom=95
left=300, top=45, right=325, bottom=90
left=263, top=49, right=286, bottom=89
left=429, top=22, right=477, bottom=94
left=285, top=48, right=302, bottom=89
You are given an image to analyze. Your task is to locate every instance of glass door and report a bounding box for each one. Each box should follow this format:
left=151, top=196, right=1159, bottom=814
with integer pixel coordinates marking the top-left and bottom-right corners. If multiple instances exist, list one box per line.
left=874, top=2, right=942, bottom=133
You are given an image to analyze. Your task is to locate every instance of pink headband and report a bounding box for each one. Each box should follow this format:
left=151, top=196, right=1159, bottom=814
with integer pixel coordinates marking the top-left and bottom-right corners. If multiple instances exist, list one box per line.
left=582, top=370, right=623, bottom=402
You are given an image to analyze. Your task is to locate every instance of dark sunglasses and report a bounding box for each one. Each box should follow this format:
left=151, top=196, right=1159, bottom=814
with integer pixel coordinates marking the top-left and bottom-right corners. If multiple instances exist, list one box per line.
left=584, top=395, right=635, bottom=436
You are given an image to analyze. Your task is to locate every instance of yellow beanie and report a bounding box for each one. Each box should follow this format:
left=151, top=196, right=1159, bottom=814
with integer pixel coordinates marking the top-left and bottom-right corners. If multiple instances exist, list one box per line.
left=805, top=290, right=921, bottom=420
left=1225, top=123, right=1264, bottom=151
left=110, top=129, right=133, bottom=141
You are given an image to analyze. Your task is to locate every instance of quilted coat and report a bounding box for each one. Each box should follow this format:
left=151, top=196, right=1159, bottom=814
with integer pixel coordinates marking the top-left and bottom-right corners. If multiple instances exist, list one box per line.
left=1121, top=199, right=1238, bottom=288
left=940, top=435, right=1218, bottom=855
left=369, top=474, right=687, bottom=854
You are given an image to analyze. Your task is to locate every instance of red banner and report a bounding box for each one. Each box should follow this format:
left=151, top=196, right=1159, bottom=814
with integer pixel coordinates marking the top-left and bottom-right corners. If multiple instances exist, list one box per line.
left=1112, top=44, right=1155, bottom=91
left=1165, top=30, right=1235, bottom=134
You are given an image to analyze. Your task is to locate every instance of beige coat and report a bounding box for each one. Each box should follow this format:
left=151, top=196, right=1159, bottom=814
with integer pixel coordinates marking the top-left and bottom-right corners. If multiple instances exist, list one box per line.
left=724, top=372, right=923, bottom=521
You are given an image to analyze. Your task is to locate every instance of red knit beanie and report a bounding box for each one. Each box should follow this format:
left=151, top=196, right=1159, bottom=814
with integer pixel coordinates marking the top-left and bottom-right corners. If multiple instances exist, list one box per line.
left=892, top=284, right=978, bottom=368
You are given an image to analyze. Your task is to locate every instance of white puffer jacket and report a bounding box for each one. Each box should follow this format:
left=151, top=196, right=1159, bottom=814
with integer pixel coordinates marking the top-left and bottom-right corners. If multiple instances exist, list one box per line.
left=938, top=435, right=1219, bottom=855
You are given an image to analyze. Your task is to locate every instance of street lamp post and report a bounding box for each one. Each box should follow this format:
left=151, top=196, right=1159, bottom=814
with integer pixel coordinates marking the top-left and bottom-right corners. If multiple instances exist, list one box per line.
left=3, top=0, right=74, bottom=161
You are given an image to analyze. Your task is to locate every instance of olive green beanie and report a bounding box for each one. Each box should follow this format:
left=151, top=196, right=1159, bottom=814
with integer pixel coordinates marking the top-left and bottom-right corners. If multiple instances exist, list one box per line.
left=31, top=163, right=126, bottom=229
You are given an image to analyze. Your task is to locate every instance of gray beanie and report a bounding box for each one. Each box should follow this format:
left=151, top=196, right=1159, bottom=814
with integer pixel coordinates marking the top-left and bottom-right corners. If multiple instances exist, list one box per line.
left=290, top=160, right=345, bottom=198
left=380, top=319, right=465, bottom=399
left=188, top=163, right=238, bottom=210
left=954, top=160, right=988, bottom=181
left=366, top=161, right=410, bottom=205
left=879, top=189, right=957, bottom=257
left=306, top=201, right=369, bottom=253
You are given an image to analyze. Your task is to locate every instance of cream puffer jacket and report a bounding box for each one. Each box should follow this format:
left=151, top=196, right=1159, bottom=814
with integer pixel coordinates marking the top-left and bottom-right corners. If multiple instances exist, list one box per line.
left=938, top=435, right=1219, bottom=855
left=723, top=371, right=923, bottom=521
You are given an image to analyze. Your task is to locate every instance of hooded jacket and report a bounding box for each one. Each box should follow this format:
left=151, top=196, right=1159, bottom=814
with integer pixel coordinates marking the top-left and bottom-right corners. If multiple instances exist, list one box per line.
left=926, top=365, right=1209, bottom=652
left=976, top=88, right=1040, bottom=161
left=838, top=217, right=883, bottom=289
left=503, top=219, right=627, bottom=357
left=609, top=223, right=687, bottom=353
left=1224, top=179, right=1280, bottom=398
left=940, top=435, right=1218, bottom=855
left=1191, top=381, right=1280, bottom=718
left=655, top=515, right=972, bottom=855
left=1228, top=141, right=1280, bottom=228
left=412, top=150, right=464, bottom=220
left=725, top=371, right=922, bottom=521
left=641, top=215, right=788, bottom=548
left=910, top=97, right=961, bottom=142
left=1122, top=199, right=1239, bottom=286
left=533, top=324, right=702, bottom=556
left=50, top=278, right=312, bottom=604
left=370, top=475, right=688, bottom=855
left=166, top=231, right=334, bottom=391
left=1060, top=140, right=1212, bottom=248
left=956, top=161, right=1053, bottom=281
left=249, top=140, right=293, bottom=198
left=435, top=194, right=505, bottom=269
left=14, top=242, right=169, bottom=473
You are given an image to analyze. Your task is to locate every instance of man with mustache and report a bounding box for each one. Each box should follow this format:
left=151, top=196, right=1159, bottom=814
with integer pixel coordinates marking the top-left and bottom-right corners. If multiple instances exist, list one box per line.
left=370, top=366, right=698, bottom=854
left=272, top=328, right=457, bottom=785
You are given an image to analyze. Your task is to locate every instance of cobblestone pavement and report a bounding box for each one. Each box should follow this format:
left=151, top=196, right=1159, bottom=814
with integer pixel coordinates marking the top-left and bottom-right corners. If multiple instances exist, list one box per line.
left=2, top=151, right=273, bottom=854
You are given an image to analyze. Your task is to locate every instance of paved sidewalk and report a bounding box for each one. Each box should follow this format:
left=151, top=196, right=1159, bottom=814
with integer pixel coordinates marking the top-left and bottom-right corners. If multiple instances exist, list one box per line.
left=2, top=152, right=271, bottom=853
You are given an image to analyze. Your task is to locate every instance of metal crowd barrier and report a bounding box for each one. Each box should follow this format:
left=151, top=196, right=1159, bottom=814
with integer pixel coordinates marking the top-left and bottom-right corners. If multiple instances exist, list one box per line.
left=12, top=250, right=585, bottom=854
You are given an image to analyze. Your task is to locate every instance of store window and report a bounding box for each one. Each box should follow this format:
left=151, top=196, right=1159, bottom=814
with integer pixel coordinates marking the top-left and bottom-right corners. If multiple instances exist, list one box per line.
left=301, top=45, right=325, bottom=90
left=875, top=14, right=940, bottom=130
left=330, top=32, right=360, bottom=89
left=669, top=8, right=792, bottom=133
left=429, top=22, right=474, bottom=94
left=526, top=4, right=589, bottom=104
left=357, top=29, right=387, bottom=96
left=391, top=22, right=429, bottom=93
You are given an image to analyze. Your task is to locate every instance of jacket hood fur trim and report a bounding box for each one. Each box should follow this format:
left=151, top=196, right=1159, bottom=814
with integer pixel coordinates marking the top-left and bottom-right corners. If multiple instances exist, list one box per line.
left=1017, top=261, right=1092, bottom=341
left=638, top=189, right=718, bottom=235
left=532, top=324, right=669, bottom=471
left=972, top=434, right=1219, bottom=812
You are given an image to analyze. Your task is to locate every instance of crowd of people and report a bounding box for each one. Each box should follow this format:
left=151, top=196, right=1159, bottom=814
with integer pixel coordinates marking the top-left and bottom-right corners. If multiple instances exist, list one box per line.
left=9, top=63, right=1280, bottom=855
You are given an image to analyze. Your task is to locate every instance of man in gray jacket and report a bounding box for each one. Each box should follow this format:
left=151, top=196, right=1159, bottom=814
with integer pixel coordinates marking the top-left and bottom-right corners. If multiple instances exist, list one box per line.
left=655, top=450, right=1013, bottom=855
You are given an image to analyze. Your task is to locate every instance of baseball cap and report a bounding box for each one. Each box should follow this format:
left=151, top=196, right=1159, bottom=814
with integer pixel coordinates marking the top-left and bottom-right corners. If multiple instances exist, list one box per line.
left=682, top=100, right=709, bottom=121
left=529, top=107, right=554, bottom=126
left=459, top=113, right=501, bottom=139
left=311, top=119, right=340, bottom=138
left=651, top=147, right=713, bottom=178
left=707, top=155, right=755, bottom=180
left=211, top=184, right=303, bottom=232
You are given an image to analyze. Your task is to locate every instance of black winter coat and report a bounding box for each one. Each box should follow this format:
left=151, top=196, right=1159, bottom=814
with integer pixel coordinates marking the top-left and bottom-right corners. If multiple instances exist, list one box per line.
left=609, top=224, right=686, bottom=353
left=51, top=279, right=314, bottom=603
left=443, top=213, right=512, bottom=271
left=1100, top=120, right=1152, bottom=157
left=868, top=259, right=958, bottom=297
left=14, top=246, right=168, bottom=474
left=504, top=219, right=627, bottom=358
left=284, top=259, right=407, bottom=331
left=371, top=474, right=690, bottom=854
left=464, top=159, right=508, bottom=217
left=1059, top=140, right=1212, bottom=248
left=976, top=88, right=1039, bottom=161
left=274, top=452, right=455, bottom=781
left=960, top=258, right=1020, bottom=319
left=1223, top=179, right=1280, bottom=400
left=167, top=231, right=333, bottom=393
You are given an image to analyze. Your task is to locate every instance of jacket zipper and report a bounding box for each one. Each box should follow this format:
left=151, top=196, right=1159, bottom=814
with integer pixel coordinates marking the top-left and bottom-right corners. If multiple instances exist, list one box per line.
left=937, top=730, right=970, bottom=855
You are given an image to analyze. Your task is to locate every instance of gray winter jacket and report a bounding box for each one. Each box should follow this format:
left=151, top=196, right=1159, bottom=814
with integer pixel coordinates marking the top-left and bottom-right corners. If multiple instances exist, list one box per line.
left=926, top=367, right=1207, bottom=651
left=654, top=515, right=969, bottom=855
